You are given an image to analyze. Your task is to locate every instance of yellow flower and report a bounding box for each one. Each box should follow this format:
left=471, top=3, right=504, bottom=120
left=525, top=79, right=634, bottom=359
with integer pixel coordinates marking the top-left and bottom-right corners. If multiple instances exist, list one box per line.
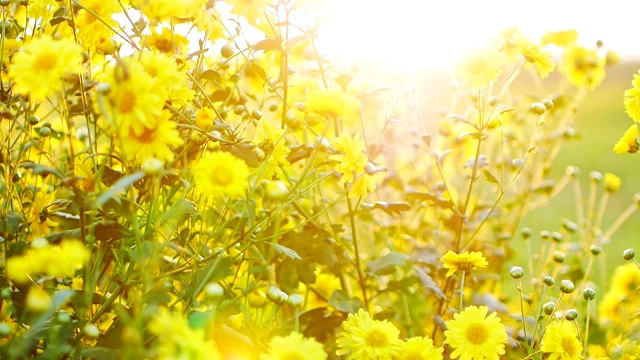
left=335, top=309, right=403, bottom=360
left=610, top=262, right=640, bottom=297
left=103, top=57, right=165, bottom=136
left=329, top=133, right=368, bottom=185
left=119, top=110, right=183, bottom=164
left=8, top=35, right=82, bottom=101
left=397, top=336, right=443, bottom=360
left=305, top=88, right=359, bottom=125
left=541, top=320, right=584, bottom=360
left=25, top=189, right=58, bottom=239
left=563, top=45, right=606, bottom=89
left=613, top=124, right=639, bottom=154
left=603, top=172, right=621, bottom=193
left=193, top=151, right=250, bottom=198
left=261, top=332, right=327, bottom=360
left=6, top=239, right=90, bottom=283
left=224, top=0, right=270, bottom=27
left=26, top=286, right=51, bottom=312
left=350, top=173, right=380, bottom=197
left=442, top=251, right=488, bottom=277
left=139, top=51, right=194, bottom=107
left=253, top=120, right=291, bottom=180
left=444, top=305, right=507, bottom=360
left=541, top=29, right=579, bottom=48
left=196, top=106, right=216, bottom=131
left=131, top=0, right=204, bottom=21
left=512, top=33, right=556, bottom=78
left=75, top=0, right=121, bottom=48
left=146, top=27, right=190, bottom=55
left=624, top=72, right=640, bottom=122
left=149, top=307, right=222, bottom=360
left=456, top=45, right=504, bottom=89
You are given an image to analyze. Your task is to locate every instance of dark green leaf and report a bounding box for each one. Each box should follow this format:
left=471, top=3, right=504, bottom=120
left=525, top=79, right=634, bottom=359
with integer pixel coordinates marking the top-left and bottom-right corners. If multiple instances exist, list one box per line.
left=199, top=69, right=222, bottom=83
left=19, top=162, right=64, bottom=180
left=367, top=252, right=409, bottom=275
left=159, top=198, right=198, bottom=238
left=328, top=290, right=363, bottom=313
left=194, top=256, right=234, bottom=299
left=95, top=171, right=145, bottom=208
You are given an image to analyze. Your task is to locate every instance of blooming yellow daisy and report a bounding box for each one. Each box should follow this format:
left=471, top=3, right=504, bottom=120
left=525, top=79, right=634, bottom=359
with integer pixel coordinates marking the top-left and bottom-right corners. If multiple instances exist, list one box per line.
left=8, top=35, right=82, bottom=101
left=103, top=57, right=165, bottom=136
left=624, top=72, right=640, bottom=122
left=329, top=133, right=368, bottom=185
left=75, top=0, right=121, bottom=48
left=252, top=120, right=291, bottom=180
left=193, top=151, right=250, bottom=199
left=260, top=332, right=327, bottom=360
left=563, top=45, right=606, bottom=90
left=397, top=336, right=443, bottom=360
left=444, top=305, right=507, bottom=360
left=541, top=320, right=583, bottom=360
left=512, top=33, right=556, bottom=79
left=442, top=251, right=488, bottom=277
left=613, top=124, right=639, bottom=154
left=456, top=45, right=504, bottom=89
left=335, top=309, right=403, bottom=360
left=540, top=29, right=579, bottom=48
left=146, top=27, right=190, bottom=55
left=119, top=110, right=183, bottom=164
left=305, top=88, right=359, bottom=124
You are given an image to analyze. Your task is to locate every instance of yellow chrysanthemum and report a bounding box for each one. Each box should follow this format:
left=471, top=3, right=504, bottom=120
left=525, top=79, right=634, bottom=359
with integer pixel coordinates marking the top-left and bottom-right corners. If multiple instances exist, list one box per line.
left=329, top=133, right=368, bottom=185
left=563, top=45, right=606, bottom=89
left=103, top=57, right=165, bottom=136
left=119, top=110, right=183, bottom=164
left=541, top=320, right=584, bottom=360
left=146, top=27, right=190, bottom=55
left=196, top=106, right=216, bottom=131
left=75, top=0, right=121, bottom=48
left=224, top=0, right=270, bottom=27
left=139, top=50, right=194, bottom=106
left=8, top=35, right=82, bottom=101
left=7, top=239, right=90, bottom=283
left=397, top=336, right=443, bottom=360
left=350, top=173, right=380, bottom=197
left=149, top=307, right=222, bottom=360
left=335, top=309, right=403, bottom=360
left=541, top=29, right=579, bottom=48
left=512, top=33, right=556, bottom=79
left=456, top=45, right=504, bottom=89
left=442, top=251, right=488, bottom=277
left=613, top=124, right=639, bottom=154
left=305, top=88, right=360, bottom=125
left=260, top=332, right=327, bottom=360
left=25, top=189, right=58, bottom=239
left=193, top=151, right=250, bottom=198
left=444, top=305, right=507, bottom=360
left=610, top=262, right=640, bottom=295
left=131, top=0, right=204, bottom=21
left=253, top=120, right=291, bottom=180
left=603, top=172, right=622, bottom=193
left=624, top=72, right=640, bottom=122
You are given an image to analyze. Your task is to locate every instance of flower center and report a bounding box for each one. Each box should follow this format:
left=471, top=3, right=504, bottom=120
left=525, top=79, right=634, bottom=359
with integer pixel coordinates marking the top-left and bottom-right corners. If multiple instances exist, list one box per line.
left=465, top=322, right=489, bottom=345
left=133, top=126, right=157, bottom=144
left=118, top=89, right=136, bottom=113
left=210, top=166, right=233, bottom=186
left=34, top=52, right=57, bottom=72
left=365, top=329, right=389, bottom=347
left=561, top=336, right=578, bottom=355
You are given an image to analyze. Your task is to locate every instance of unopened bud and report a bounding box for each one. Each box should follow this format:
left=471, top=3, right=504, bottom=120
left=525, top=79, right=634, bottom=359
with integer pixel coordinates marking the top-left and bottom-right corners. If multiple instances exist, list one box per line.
left=553, top=251, right=566, bottom=263
left=583, top=288, right=596, bottom=301
left=510, top=266, right=524, bottom=279
left=530, top=102, right=546, bottom=115
left=623, top=248, right=635, bottom=260
left=543, top=301, right=555, bottom=315
left=287, top=293, right=304, bottom=308
left=589, top=171, right=603, bottom=183
left=565, top=309, right=578, bottom=320
left=543, top=276, right=555, bottom=287
left=266, top=286, right=288, bottom=305
left=590, top=245, right=602, bottom=256
left=560, top=280, right=575, bottom=294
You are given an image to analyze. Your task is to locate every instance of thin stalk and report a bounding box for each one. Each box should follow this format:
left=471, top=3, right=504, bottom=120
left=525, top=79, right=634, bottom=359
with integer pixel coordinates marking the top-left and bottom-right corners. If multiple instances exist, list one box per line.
left=346, top=190, right=368, bottom=309
left=517, top=278, right=528, bottom=348
left=458, top=270, right=466, bottom=310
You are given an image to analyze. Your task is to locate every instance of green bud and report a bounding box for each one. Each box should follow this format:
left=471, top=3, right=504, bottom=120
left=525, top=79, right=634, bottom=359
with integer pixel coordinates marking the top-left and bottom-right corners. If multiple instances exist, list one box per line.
left=530, top=102, right=546, bottom=115
left=560, top=280, right=575, bottom=294
left=561, top=219, right=578, bottom=233
left=590, top=245, right=602, bottom=256
left=204, top=283, right=225, bottom=300
left=510, top=266, right=524, bottom=279
left=553, top=251, right=566, bottom=263
left=266, top=286, right=288, bottom=305
left=543, top=301, right=555, bottom=315
left=589, top=171, right=603, bottom=182
left=294, top=102, right=305, bottom=112
left=0, top=322, right=11, bottom=336
left=0, top=288, right=11, bottom=299
left=551, top=232, right=563, bottom=243
left=540, top=231, right=551, bottom=240
left=38, top=126, right=51, bottom=137
left=141, top=158, right=164, bottom=176
left=543, top=276, right=555, bottom=287
left=623, top=248, right=635, bottom=260
left=287, top=293, right=304, bottom=308
left=57, top=311, right=72, bottom=324
left=565, top=309, right=578, bottom=320
left=542, top=99, right=554, bottom=110
left=82, top=323, right=100, bottom=338
left=566, top=166, right=580, bottom=178
left=521, top=227, right=532, bottom=239
left=251, top=110, right=262, bottom=120
left=583, top=288, right=596, bottom=301
left=268, top=102, right=278, bottom=112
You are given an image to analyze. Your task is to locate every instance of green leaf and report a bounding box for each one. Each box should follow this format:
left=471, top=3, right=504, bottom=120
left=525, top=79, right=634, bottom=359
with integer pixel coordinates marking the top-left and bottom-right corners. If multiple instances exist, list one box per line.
left=199, top=69, right=222, bottom=83
left=0, top=211, right=25, bottom=236
left=188, top=310, right=214, bottom=330
left=268, top=242, right=302, bottom=260
left=159, top=198, right=198, bottom=238
left=233, top=199, right=256, bottom=229
left=361, top=201, right=411, bottom=216
left=253, top=36, right=282, bottom=52
left=328, top=290, right=363, bottom=313
left=483, top=169, right=500, bottom=185
left=19, top=162, right=65, bottom=180
left=81, top=347, right=119, bottom=360
left=194, top=256, right=234, bottom=299
left=414, top=265, right=446, bottom=300
left=95, top=171, right=145, bottom=208
left=367, top=252, right=409, bottom=275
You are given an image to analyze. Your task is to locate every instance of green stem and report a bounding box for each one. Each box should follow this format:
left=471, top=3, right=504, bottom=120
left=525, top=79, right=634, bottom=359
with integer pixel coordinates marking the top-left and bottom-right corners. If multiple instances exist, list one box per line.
left=346, top=190, right=368, bottom=309
left=458, top=270, right=466, bottom=310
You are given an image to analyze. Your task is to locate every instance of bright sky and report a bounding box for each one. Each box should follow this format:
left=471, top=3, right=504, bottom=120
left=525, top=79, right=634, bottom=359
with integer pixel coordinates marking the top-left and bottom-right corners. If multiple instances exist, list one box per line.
left=314, top=0, right=640, bottom=72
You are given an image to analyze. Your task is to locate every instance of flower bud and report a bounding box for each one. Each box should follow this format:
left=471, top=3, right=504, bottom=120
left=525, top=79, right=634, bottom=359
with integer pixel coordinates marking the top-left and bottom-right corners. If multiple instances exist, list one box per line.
left=589, top=171, right=603, bottom=183
left=251, top=110, right=262, bottom=120
left=551, top=232, right=563, bottom=243
left=566, top=166, right=580, bottom=178
left=583, top=288, right=596, bottom=301
left=287, top=293, right=304, bottom=308
left=560, top=280, right=575, bottom=294
left=540, top=231, right=551, bottom=240
left=623, top=248, right=635, bottom=260
left=266, top=286, right=288, bottom=305
left=264, top=180, right=289, bottom=201
left=248, top=290, right=267, bottom=308
left=521, top=227, right=532, bottom=239
left=565, top=309, right=578, bottom=320
left=543, top=276, right=555, bottom=287
left=543, top=301, right=555, bottom=315
left=542, top=99, right=554, bottom=110
left=83, top=323, right=100, bottom=338
left=604, top=173, right=621, bottom=193
left=204, top=283, right=225, bottom=300
left=57, top=311, right=72, bottom=324
left=0, top=322, right=11, bottom=336
left=561, top=219, right=578, bottom=233
left=590, top=245, right=602, bottom=256
left=530, top=102, right=546, bottom=115
left=553, top=251, right=566, bottom=263
left=142, top=158, right=163, bottom=176
left=510, top=266, right=524, bottom=279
